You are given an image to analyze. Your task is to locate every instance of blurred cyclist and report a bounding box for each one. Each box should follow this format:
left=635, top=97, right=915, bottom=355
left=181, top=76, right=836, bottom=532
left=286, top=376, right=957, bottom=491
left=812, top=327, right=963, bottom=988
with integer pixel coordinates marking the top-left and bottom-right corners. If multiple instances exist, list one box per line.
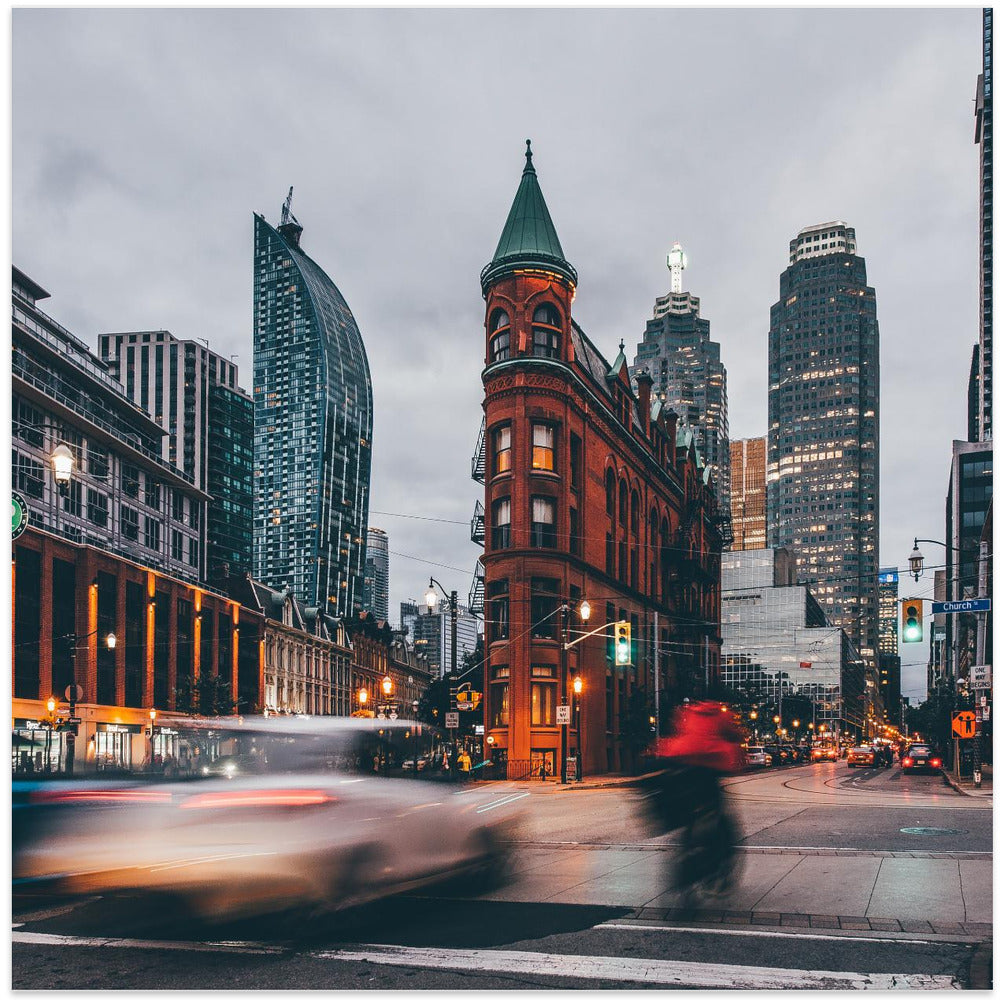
left=653, top=700, right=745, bottom=908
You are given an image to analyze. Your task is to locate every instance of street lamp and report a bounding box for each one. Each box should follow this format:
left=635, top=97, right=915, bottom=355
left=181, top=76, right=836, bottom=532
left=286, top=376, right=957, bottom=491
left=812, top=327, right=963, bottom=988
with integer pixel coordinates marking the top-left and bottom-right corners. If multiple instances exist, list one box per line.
left=382, top=675, right=393, bottom=698
left=50, top=443, right=74, bottom=490
left=559, top=599, right=593, bottom=783
left=358, top=688, right=369, bottom=709
left=424, top=578, right=459, bottom=678
left=573, top=675, right=584, bottom=782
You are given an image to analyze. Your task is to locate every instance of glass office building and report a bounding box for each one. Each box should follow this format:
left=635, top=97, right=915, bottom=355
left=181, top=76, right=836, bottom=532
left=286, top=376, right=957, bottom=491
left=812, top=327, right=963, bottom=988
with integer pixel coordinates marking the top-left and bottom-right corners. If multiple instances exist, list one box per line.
left=767, top=222, right=880, bottom=664
left=253, top=205, right=373, bottom=615
left=362, top=526, right=389, bottom=621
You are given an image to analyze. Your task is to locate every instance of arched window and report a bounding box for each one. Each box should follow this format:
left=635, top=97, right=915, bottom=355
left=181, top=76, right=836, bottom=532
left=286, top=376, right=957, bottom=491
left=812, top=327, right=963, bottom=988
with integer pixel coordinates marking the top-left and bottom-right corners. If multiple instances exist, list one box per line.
left=619, top=479, right=629, bottom=526
left=532, top=303, right=560, bottom=358
left=489, top=308, right=510, bottom=363
left=605, top=469, right=616, bottom=518
left=630, top=491, right=640, bottom=534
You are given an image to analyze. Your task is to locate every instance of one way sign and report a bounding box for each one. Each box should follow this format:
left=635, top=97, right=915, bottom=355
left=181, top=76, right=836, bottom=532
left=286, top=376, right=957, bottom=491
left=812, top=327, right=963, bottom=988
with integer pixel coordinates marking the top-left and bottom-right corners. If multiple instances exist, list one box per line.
left=951, top=711, right=977, bottom=739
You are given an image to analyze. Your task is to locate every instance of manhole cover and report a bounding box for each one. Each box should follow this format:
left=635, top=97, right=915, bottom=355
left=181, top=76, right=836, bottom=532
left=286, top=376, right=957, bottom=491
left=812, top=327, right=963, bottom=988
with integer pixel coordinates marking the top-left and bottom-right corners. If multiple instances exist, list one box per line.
left=899, top=827, right=965, bottom=836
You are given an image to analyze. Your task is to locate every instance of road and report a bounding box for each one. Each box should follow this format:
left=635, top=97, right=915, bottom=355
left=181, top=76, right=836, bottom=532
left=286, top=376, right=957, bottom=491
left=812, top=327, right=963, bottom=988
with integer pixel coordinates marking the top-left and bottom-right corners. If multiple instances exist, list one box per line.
left=12, top=760, right=993, bottom=989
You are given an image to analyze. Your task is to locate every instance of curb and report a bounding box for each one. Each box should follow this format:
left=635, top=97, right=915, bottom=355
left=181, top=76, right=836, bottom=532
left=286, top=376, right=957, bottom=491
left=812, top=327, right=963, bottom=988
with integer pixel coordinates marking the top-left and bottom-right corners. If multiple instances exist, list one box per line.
left=943, top=770, right=993, bottom=798
left=969, top=941, right=993, bottom=989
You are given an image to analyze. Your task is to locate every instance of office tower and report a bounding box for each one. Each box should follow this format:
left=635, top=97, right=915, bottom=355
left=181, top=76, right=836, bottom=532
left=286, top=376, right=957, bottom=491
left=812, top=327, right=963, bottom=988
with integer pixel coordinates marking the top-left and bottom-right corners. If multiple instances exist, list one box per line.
left=877, top=568, right=901, bottom=726
left=720, top=549, right=866, bottom=738
left=975, top=8, right=993, bottom=441
left=632, top=243, right=730, bottom=514
left=253, top=191, right=373, bottom=615
left=730, top=437, right=767, bottom=550
left=767, top=222, right=880, bottom=663
left=98, top=331, right=254, bottom=578
left=944, top=440, right=993, bottom=683
left=968, top=344, right=982, bottom=442
left=410, top=601, right=480, bottom=679
left=362, top=526, right=389, bottom=621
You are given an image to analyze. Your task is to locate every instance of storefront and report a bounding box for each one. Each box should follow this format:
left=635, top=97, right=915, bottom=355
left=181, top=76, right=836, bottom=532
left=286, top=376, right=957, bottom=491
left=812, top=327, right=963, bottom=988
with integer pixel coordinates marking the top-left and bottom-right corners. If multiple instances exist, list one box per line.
left=87, top=722, right=140, bottom=773
left=12, top=719, right=62, bottom=774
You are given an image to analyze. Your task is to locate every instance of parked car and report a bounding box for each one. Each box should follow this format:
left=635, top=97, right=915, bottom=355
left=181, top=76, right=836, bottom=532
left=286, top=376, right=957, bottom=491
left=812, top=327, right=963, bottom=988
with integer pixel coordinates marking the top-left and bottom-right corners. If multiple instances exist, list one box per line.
left=846, top=745, right=877, bottom=768
left=745, top=746, right=770, bottom=768
left=12, top=717, right=522, bottom=923
left=900, top=744, right=943, bottom=774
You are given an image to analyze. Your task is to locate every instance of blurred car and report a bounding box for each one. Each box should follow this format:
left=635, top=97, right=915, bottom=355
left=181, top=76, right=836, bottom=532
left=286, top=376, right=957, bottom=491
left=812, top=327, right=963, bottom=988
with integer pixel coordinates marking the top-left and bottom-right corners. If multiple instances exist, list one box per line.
left=900, top=744, right=943, bottom=774
left=745, top=746, right=770, bottom=768
left=846, top=745, right=877, bottom=767
left=763, top=744, right=794, bottom=765
left=12, top=717, right=522, bottom=923
left=810, top=745, right=839, bottom=762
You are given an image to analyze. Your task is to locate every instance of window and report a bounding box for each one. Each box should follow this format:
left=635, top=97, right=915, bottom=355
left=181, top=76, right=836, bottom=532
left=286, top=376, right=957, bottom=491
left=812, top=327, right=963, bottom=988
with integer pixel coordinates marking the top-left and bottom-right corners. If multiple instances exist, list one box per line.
left=60, top=480, right=82, bottom=518
left=569, top=507, right=580, bottom=555
left=532, top=304, right=560, bottom=358
left=631, top=491, right=640, bottom=534
left=144, top=517, right=160, bottom=551
left=489, top=309, right=510, bottom=363
left=531, top=665, right=558, bottom=725
left=531, top=496, right=556, bottom=548
left=12, top=450, right=44, bottom=500
left=189, top=504, right=201, bottom=531
left=172, top=491, right=184, bottom=522
left=531, top=423, right=555, bottom=471
left=172, top=529, right=184, bottom=561
left=87, top=488, right=109, bottom=527
left=493, top=425, right=511, bottom=475
left=145, top=478, right=161, bottom=510
left=619, top=479, right=628, bottom=524
left=606, top=469, right=616, bottom=517
left=530, top=578, right=559, bottom=639
left=491, top=497, right=511, bottom=549
left=570, top=433, right=581, bottom=490
left=88, top=444, right=109, bottom=481
left=488, top=579, right=509, bottom=642
left=122, top=463, right=140, bottom=498
left=121, top=505, right=139, bottom=541
left=13, top=398, right=44, bottom=447
left=188, top=538, right=200, bottom=568
left=490, top=665, right=510, bottom=728
left=605, top=532, right=614, bottom=574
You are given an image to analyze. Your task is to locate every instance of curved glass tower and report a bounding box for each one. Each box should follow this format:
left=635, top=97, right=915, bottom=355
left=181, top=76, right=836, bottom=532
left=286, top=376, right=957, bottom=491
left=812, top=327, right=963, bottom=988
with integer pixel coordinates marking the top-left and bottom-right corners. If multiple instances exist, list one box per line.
left=253, top=202, right=373, bottom=616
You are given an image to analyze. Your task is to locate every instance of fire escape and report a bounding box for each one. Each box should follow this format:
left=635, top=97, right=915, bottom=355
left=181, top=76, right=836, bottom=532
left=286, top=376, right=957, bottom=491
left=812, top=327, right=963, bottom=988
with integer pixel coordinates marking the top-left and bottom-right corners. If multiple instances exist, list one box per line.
left=468, top=417, right=487, bottom=616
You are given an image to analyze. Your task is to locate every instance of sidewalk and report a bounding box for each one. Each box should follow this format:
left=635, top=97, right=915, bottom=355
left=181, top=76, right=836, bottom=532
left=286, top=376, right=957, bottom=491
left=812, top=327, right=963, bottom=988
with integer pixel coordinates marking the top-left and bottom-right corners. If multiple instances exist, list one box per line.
left=944, top=762, right=993, bottom=798
left=482, top=842, right=993, bottom=938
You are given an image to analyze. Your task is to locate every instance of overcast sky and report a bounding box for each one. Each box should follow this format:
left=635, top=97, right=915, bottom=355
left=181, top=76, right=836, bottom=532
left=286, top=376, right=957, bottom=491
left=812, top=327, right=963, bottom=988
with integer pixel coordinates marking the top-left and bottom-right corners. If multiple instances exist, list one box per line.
left=12, top=8, right=984, bottom=703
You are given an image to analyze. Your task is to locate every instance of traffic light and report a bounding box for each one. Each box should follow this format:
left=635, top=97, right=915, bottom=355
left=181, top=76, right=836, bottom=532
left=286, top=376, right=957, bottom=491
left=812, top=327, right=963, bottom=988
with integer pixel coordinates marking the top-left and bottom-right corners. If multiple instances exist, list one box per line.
left=614, top=621, right=632, bottom=665
left=901, top=599, right=923, bottom=643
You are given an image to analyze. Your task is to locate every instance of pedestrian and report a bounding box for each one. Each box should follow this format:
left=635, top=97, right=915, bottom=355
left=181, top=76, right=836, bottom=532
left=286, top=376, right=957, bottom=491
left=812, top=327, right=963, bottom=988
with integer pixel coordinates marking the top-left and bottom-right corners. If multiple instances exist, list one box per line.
left=457, top=749, right=472, bottom=780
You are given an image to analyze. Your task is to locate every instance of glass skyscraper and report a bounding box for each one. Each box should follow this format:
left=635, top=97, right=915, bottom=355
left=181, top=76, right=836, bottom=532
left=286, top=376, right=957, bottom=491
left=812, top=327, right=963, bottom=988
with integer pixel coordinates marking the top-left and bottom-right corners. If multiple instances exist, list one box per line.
left=253, top=198, right=373, bottom=615
left=632, top=247, right=730, bottom=514
left=767, top=222, right=880, bottom=663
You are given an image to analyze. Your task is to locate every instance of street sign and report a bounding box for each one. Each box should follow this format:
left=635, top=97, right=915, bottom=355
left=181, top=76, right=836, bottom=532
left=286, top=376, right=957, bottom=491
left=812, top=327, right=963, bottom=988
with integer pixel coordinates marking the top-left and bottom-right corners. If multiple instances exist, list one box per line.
left=932, top=598, right=991, bottom=615
left=556, top=705, right=571, bottom=725
left=65, top=684, right=84, bottom=703
left=67, top=716, right=82, bottom=725
left=444, top=711, right=459, bottom=729
left=12, top=491, right=28, bottom=540
left=970, top=664, right=991, bottom=686
left=952, top=711, right=977, bottom=739
left=565, top=757, right=577, bottom=780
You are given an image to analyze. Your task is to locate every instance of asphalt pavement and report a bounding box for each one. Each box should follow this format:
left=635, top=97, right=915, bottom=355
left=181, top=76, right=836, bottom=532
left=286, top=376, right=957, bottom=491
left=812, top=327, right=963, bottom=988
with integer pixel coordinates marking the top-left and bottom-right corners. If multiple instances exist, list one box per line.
left=11, top=758, right=993, bottom=989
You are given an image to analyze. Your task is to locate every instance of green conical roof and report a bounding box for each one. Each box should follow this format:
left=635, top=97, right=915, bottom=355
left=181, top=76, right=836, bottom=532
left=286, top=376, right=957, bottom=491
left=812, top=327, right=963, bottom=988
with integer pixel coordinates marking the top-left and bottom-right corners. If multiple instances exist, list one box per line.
left=481, top=140, right=577, bottom=292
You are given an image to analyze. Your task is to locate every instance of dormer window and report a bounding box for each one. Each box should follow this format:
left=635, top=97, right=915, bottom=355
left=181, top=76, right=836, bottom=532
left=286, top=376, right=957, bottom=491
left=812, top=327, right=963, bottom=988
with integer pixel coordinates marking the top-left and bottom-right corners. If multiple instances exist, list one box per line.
left=532, top=304, right=560, bottom=358
left=489, top=308, right=510, bottom=363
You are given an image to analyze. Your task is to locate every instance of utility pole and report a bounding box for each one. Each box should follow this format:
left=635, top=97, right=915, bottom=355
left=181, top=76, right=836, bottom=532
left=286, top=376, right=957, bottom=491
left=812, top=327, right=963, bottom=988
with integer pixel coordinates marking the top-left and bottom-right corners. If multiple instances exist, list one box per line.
left=653, top=611, right=660, bottom=735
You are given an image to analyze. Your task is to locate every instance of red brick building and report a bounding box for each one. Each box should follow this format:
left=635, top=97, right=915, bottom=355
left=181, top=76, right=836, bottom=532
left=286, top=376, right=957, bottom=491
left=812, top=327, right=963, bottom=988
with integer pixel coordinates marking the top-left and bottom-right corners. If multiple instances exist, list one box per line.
left=478, top=142, right=723, bottom=777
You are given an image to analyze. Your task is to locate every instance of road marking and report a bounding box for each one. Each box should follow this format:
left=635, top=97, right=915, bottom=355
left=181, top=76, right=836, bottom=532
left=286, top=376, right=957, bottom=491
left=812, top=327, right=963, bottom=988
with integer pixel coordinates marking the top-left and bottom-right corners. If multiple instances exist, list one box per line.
left=476, top=792, right=530, bottom=813
left=307, top=943, right=958, bottom=989
left=10, top=931, right=961, bottom=988
left=12, top=930, right=286, bottom=956
left=594, top=922, right=969, bottom=947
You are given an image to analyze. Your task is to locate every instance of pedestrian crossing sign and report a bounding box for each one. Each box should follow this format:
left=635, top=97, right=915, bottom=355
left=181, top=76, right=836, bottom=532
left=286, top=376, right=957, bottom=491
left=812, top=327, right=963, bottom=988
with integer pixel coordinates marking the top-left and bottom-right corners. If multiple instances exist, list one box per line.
left=951, top=711, right=976, bottom=739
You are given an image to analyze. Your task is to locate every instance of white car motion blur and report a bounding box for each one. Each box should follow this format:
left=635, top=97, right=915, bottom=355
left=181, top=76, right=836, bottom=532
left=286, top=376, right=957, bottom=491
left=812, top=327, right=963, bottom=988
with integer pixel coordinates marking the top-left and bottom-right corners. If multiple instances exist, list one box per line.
left=13, top=717, right=522, bottom=922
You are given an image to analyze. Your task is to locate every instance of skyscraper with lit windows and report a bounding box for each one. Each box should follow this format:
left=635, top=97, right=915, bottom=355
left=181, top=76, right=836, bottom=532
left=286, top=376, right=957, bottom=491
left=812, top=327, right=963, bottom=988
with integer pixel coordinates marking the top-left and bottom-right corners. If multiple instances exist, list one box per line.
left=253, top=192, right=373, bottom=616
left=767, top=222, right=880, bottom=663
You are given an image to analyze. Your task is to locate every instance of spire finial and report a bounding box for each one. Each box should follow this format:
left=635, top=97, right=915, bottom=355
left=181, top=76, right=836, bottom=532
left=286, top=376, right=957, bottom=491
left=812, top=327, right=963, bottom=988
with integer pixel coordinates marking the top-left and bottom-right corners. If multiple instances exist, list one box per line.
left=619, top=338, right=626, bottom=353
left=281, top=186, right=294, bottom=227
left=523, top=138, right=535, bottom=174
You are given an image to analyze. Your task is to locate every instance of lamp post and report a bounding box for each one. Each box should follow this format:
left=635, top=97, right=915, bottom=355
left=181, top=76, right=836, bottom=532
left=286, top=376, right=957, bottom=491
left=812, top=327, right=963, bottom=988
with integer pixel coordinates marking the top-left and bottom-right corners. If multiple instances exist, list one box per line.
left=749, top=709, right=758, bottom=743
left=358, top=687, right=369, bottom=715
left=59, top=627, right=116, bottom=775
left=573, top=674, right=584, bottom=782
left=45, top=697, right=56, bottom=772
left=558, top=598, right=592, bottom=784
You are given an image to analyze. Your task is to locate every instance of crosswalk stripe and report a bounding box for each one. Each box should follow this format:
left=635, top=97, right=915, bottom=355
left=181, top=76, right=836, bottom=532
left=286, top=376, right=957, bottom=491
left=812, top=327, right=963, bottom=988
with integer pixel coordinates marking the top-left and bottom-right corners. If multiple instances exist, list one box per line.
left=11, top=931, right=960, bottom=989
left=307, top=943, right=958, bottom=989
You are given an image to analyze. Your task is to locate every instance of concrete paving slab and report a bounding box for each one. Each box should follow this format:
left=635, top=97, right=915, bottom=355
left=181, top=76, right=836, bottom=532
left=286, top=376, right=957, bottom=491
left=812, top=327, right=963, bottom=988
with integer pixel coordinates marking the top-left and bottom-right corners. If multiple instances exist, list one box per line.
left=866, top=859, right=964, bottom=923
left=526, top=850, right=649, bottom=879
left=751, top=856, right=882, bottom=916
left=958, top=859, right=993, bottom=924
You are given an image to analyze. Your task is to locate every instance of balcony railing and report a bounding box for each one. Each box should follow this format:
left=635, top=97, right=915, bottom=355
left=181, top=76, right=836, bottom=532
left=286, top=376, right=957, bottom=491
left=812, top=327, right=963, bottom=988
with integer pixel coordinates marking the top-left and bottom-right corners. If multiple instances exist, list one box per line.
left=471, top=416, right=486, bottom=484
left=470, top=499, right=485, bottom=547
